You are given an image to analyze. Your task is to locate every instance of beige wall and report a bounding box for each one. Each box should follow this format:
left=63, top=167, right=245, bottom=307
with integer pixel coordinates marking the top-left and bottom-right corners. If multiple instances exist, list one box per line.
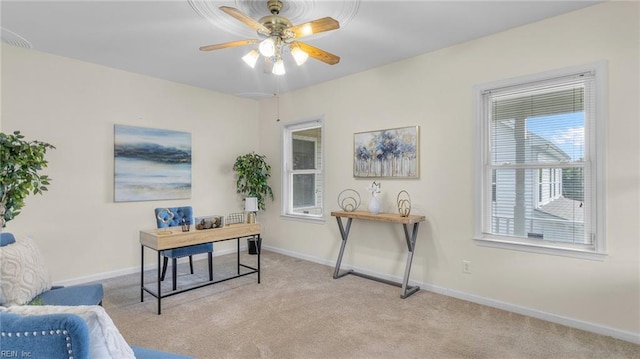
left=1, top=0, right=638, bottom=343
left=1, top=45, right=259, bottom=281
left=257, top=2, right=639, bottom=339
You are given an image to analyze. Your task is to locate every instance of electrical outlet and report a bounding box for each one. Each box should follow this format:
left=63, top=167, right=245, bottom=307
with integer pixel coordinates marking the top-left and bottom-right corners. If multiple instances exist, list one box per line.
left=462, top=260, right=471, bottom=274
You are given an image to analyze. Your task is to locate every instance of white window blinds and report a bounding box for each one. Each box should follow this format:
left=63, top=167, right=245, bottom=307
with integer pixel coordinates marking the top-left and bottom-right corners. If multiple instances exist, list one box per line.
left=481, top=72, right=595, bottom=246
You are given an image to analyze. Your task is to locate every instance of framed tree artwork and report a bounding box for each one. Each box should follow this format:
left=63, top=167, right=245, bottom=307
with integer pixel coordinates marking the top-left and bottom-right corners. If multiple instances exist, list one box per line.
left=353, top=126, right=419, bottom=178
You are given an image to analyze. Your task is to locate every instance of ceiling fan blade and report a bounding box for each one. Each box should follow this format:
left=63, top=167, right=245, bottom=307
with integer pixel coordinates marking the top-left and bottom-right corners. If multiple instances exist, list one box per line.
left=293, top=41, right=340, bottom=65
left=219, top=6, right=270, bottom=35
left=289, top=17, right=340, bottom=39
left=199, top=39, right=258, bottom=51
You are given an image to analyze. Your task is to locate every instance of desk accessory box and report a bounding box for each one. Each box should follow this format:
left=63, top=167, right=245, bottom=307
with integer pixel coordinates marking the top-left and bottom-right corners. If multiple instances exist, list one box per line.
left=195, top=215, right=224, bottom=230
left=226, top=212, right=245, bottom=225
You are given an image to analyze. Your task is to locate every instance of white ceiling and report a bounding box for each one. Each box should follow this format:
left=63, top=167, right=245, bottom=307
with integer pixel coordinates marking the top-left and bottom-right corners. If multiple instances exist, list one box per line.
left=1, top=1, right=600, bottom=99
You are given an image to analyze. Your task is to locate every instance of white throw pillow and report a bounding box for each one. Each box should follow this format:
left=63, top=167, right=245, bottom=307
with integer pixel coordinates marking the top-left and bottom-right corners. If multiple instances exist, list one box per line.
left=0, top=305, right=136, bottom=359
left=0, top=283, right=6, bottom=304
left=0, top=236, right=52, bottom=305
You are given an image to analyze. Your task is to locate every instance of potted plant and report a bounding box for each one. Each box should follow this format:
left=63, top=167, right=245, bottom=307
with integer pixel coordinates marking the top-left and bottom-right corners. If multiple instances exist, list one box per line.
left=232, top=152, right=274, bottom=211
left=232, top=152, right=274, bottom=254
left=0, top=131, right=55, bottom=231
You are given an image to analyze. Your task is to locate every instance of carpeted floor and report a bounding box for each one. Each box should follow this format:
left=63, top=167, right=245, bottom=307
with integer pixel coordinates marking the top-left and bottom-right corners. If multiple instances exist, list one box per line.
left=101, top=250, right=640, bottom=358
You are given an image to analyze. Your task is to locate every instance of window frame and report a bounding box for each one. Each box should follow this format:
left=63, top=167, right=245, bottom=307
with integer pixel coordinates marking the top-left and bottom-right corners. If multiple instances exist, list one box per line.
left=473, top=62, right=607, bottom=260
left=281, top=117, right=325, bottom=222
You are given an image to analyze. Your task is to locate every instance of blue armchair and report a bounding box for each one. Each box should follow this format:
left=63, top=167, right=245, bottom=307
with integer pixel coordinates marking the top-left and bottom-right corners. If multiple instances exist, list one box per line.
left=0, top=233, right=103, bottom=307
left=0, top=311, right=193, bottom=359
left=0, top=233, right=192, bottom=358
left=154, top=207, right=213, bottom=291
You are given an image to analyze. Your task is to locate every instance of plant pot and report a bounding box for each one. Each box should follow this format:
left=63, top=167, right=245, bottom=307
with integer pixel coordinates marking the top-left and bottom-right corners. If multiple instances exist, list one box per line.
left=248, top=237, right=261, bottom=255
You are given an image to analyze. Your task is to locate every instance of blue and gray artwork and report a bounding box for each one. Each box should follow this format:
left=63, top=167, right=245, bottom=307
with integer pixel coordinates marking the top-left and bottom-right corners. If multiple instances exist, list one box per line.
left=354, top=126, right=419, bottom=178
left=114, top=124, right=191, bottom=202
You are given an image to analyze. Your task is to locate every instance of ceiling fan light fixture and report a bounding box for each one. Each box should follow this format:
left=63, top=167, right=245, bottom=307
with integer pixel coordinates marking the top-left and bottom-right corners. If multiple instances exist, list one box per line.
left=290, top=45, right=309, bottom=66
left=300, top=24, right=313, bottom=37
left=272, top=58, right=286, bottom=75
left=198, top=0, right=343, bottom=77
left=258, top=37, right=276, bottom=57
left=242, top=49, right=260, bottom=68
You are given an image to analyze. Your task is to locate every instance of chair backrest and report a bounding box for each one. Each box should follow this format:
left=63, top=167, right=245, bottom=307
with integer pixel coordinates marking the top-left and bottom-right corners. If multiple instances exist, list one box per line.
left=0, top=312, right=90, bottom=359
left=154, top=207, right=194, bottom=229
left=0, top=232, right=16, bottom=246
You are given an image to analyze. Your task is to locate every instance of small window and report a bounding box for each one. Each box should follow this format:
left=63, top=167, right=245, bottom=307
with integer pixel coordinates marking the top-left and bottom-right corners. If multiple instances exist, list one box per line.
left=282, top=118, right=324, bottom=220
left=474, top=63, right=606, bottom=258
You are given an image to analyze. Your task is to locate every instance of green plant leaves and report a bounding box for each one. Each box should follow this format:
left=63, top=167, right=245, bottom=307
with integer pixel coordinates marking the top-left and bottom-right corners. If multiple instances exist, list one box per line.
left=232, top=152, right=274, bottom=211
left=0, top=131, right=55, bottom=227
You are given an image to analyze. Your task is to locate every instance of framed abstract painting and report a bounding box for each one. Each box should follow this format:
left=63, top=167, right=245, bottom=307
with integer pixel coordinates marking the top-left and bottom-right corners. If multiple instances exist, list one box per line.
left=114, top=124, right=191, bottom=202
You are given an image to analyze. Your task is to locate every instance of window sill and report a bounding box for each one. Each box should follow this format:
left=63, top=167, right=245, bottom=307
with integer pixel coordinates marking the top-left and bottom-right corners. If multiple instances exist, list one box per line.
left=280, top=213, right=326, bottom=224
left=474, top=236, right=607, bottom=261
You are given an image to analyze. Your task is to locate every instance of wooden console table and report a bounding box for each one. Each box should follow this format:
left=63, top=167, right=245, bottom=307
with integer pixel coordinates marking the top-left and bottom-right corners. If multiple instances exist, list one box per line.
left=140, top=223, right=260, bottom=314
left=330, top=211, right=425, bottom=299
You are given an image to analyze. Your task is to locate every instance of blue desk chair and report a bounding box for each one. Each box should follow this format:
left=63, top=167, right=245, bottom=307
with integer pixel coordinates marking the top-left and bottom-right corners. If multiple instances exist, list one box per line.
left=154, top=207, right=213, bottom=291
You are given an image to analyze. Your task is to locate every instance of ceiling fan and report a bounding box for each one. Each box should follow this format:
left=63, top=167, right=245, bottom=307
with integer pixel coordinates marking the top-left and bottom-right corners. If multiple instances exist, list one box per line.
left=199, top=0, right=341, bottom=75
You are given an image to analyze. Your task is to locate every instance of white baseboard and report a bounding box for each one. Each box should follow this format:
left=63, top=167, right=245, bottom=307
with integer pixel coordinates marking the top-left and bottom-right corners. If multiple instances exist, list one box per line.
left=56, top=243, right=640, bottom=344
left=438, top=286, right=640, bottom=345
left=53, top=246, right=244, bottom=287
left=263, top=244, right=640, bottom=345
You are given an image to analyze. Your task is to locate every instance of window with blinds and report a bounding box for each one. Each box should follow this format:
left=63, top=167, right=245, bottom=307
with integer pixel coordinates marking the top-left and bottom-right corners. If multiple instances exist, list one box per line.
left=474, top=64, right=606, bottom=256
left=282, top=118, right=324, bottom=220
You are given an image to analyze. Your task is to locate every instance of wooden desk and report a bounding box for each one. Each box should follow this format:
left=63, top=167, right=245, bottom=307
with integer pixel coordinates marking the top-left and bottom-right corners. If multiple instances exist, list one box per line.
left=140, top=223, right=260, bottom=314
left=330, top=211, right=425, bottom=298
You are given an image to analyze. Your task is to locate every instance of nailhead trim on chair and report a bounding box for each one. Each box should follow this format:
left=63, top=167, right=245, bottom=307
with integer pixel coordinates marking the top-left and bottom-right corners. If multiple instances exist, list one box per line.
left=1, top=329, right=76, bottom=359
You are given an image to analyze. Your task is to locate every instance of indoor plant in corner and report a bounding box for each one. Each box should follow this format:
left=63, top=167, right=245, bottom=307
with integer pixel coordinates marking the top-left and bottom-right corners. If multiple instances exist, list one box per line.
left=0, top=131, right=55, bottom=235
left=232, top=152, right=274, bottom=254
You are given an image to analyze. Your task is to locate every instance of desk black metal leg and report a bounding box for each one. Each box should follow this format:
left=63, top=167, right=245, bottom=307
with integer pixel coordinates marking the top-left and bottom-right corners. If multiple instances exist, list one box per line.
left=333, top=217, right=353, bottom=279
left=237, top=237, right=241, bottom=275
left=400, top=223, right=420, bottom=299
left=172, top=258, right=177, bottom=291
left=208, top=252, right=213, bottom=281
left=140, top=245, right=144, bottom=302
left=257, top=235, right=261, bottom=283
left=157, top=251, right=162, bottom=315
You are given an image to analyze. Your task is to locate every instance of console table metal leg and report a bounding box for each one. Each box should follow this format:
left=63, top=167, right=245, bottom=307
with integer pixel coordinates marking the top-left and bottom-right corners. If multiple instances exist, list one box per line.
left=400, top=223, right=420, bottom=299
left=330, top=212, right=424, bottom=299
left=333, top=217, right=353, bottom=279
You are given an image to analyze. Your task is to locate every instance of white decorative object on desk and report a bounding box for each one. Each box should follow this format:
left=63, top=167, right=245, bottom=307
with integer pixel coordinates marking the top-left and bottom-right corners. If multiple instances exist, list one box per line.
left=368, top=196, right=380, bottom=215
left=366, top=181, right=381, bottom=215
